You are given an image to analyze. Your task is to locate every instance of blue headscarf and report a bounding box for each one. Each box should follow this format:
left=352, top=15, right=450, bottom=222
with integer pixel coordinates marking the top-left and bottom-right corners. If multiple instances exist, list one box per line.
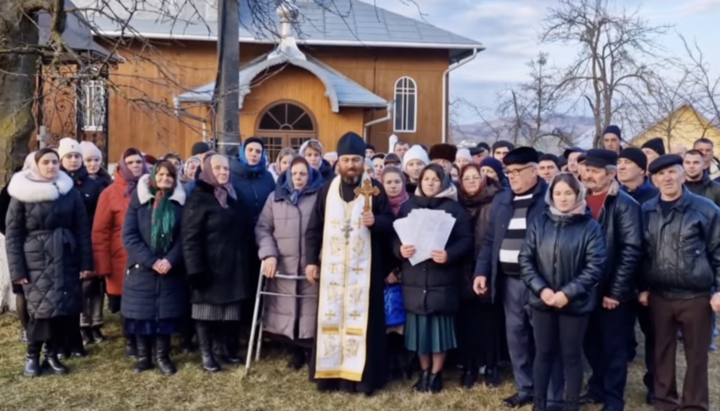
left=281, top=157, right=322, bottom=206
left=238, top=138, right=267, bottom=172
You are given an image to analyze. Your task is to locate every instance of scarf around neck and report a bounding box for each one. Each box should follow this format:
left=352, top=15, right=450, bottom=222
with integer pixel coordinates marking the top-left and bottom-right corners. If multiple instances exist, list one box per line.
left=148, top=166, right=176, bottom=254
left=199, top=154, right=237, bottom=208
left=388, top=189, right=409, bottom=216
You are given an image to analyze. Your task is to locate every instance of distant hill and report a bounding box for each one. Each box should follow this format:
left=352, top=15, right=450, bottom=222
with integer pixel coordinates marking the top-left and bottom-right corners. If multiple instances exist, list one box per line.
left=450, top=114, right=596, bottom=153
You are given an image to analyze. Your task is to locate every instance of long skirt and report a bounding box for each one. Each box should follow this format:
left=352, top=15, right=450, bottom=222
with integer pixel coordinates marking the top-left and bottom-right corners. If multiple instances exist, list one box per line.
left=192, top=303, right=241, bottom=321
left=457, top=300, right=504, bottom=369
left=405, top=313, right=457, bottom=355
left=27, top=315, right=75, bottom=343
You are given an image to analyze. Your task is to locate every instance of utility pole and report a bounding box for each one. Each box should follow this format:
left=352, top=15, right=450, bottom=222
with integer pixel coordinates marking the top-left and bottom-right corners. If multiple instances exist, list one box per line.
left=214, top=0, right=240, bottom=156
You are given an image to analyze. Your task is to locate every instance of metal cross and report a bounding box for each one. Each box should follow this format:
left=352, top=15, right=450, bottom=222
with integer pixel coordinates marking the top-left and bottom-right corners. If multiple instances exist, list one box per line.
left=341, top=220, right=354, bottom=242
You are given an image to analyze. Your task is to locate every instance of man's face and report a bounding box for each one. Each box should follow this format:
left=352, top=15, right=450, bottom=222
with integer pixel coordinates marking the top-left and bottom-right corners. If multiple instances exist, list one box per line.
left=603, top=133, right=621, bottom=153
left=493, top=147, right=509, bottom=161
left=506, top=163, right=537, bottom=194
left=584, top=165, right=615, bottom=193
left=337, top=155, right=364, bottom=181
left=472, top=149, right=488, bottom=164
left=431, top=158, right=452, bottom=174
left=538, top=160, right=559, bottom=183
left=652, top=166, right=685, bottom=198
left=617, top=158, right=644, bottom=184
left=365, top=148, right=374, bottom=158
left=683, top=153, right=704, bottom=179
left=567, top=152, right=581, bottom=174
left=694, top=142, right=713, bottom=166
left=394, top=144, right=409, bottom=159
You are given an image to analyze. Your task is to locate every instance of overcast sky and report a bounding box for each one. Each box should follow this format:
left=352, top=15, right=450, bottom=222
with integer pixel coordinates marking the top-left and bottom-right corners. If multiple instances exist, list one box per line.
left=378, top=0, right=720, bottom=122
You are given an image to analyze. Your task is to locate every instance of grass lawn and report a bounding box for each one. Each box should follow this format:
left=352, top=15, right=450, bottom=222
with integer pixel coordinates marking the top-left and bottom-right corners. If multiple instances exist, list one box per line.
left=0, top=312, right=718, bottom=411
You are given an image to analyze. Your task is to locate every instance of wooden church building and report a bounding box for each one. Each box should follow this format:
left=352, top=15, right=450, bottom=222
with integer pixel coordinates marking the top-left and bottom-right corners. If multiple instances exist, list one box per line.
left=83, top=0, right=484, bottom=161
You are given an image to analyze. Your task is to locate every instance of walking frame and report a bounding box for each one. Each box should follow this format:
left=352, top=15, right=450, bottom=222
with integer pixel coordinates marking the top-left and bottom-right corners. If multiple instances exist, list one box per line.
left=244, top=261, right=317, bottom=376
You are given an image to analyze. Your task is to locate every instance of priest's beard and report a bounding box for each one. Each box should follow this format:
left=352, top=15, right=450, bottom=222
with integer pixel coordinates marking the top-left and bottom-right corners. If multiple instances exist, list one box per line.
left=339, top=164, right=362, bottom=185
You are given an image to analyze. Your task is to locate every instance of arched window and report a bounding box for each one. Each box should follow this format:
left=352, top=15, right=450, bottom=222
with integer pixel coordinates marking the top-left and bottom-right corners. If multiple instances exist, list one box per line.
left=393, top=77, right=417, bottom=133
left=256, top=102, right=316, bottom=161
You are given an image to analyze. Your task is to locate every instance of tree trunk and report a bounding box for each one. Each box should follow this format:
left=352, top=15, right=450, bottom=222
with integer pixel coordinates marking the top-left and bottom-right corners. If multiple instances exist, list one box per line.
left=0, top=5, right=39, bottom=186
left=215, top=0, right=240, bottom=156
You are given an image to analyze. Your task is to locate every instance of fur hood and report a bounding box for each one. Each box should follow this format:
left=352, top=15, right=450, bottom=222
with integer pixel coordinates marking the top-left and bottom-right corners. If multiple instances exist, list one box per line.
left=7, top=170, right=74, bottom=203
left=136, top=174, right=186, bottom=206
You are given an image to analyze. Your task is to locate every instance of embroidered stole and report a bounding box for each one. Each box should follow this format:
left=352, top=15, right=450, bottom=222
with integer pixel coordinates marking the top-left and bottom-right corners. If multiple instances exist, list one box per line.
left=314, top=175, right=373, bottom=381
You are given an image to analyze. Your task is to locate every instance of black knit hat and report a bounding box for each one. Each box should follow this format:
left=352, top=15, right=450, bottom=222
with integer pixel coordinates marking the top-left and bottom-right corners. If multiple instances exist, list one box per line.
left=503, top=147, right=538, bottom=166
left=641, top=138, right=666, bottom=156
left=480, top=157, right=504, bottom=178
left=366, top=143, right=375, bottom=152
left=191, top=141, right=211, bottom=156
left=539, top=153, right=560, bottom=168
left=604, top=125, right=622, bottom=139
left=648, top=154, right=683, bottom=175
left=337, top=132, right=365, bottom=157
left=585, top=149, right=618, bottom=168
left=428, top=144, right=457, bottom=163
left=563, top=147, right=585, bottom=159
left=619, top=147, right=647, bottom=170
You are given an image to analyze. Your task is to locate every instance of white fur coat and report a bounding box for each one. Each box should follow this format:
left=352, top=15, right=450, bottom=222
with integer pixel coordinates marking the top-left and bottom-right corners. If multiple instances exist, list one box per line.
left=7, top=171, right=74, bottom=203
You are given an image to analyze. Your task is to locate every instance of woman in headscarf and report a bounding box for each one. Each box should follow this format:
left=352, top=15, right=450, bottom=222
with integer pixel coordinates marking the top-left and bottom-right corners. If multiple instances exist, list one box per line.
left=381, top=166, right=412, bottom=381
left=57, top=138, right=105, bottom=354
left=93, top=148, right=148, bottom=357
left=121, top=160, right=187, bottom=375
left=183, top=153, right=248, bottom=373
left=6, top=148, right=93, bottom=377
left=299, top=139, right=335, bottom=181
left=268, top=147, right=297, bottom=182
left=255, top=157, right=323, bottom=370
left=364, top=158, right=376, bottom=179
left=519, top=173, right=606, bottom=411
left=394, top=164, right=473, bottom=393
left=80, top=141, right=113, bottom=189
left=456, top=163, right=505, bottom=389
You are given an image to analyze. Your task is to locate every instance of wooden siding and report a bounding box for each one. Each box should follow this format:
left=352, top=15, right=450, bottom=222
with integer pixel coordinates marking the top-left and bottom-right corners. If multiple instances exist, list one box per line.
left=102, top=41, right=450, bottom=160
left=631, top=105, right=720, bottom=158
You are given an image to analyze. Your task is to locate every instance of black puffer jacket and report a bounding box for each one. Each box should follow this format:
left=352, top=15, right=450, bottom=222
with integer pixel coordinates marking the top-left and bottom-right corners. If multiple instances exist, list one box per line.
left=64, top=165, right=104, bottom=221
left=595, top=182, right=643, bottom=301
left=182, top=179, right=248, bottom=305
left=641, top=190, right=720, bottom=299
left=519, top=208, right=606, bottom=315
left=393, top=186, right=473, bottom=315
left=5, top=171, right=93, bottom=319
left=685, top=175, right=720, bottom=208
left=121, top=175, right=187, bottom=321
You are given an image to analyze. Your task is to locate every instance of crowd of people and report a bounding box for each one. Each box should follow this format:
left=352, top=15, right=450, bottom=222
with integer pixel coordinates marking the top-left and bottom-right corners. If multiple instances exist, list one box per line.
left=1, top=126, right=720, bottom=411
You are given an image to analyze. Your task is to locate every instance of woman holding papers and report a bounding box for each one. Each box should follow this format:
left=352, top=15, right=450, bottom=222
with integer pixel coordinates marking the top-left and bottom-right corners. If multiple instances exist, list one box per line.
left=394, top=164, right=473, bottom=393
left=518, top=173, right=606, bottom=411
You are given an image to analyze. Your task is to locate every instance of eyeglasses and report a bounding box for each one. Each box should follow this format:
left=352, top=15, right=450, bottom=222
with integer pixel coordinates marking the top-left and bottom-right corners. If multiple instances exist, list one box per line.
left=506, top=165, right=535, bottom=176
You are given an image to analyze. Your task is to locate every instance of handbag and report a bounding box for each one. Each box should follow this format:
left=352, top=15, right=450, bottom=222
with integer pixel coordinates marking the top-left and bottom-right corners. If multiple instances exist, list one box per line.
left=384, top=283, right=406, bottom=327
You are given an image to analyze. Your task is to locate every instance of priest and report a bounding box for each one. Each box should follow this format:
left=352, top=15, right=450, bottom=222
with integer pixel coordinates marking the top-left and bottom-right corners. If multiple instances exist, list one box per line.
left=305, top=131, right=394, bottom=395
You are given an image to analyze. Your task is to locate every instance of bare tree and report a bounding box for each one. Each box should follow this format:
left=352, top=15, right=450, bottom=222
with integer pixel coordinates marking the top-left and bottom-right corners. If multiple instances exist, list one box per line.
left=541, top=0, right=670, bottom=147
left=678, top=35, right=720, bottom=131
left=451, top=97, right=506, bottom=145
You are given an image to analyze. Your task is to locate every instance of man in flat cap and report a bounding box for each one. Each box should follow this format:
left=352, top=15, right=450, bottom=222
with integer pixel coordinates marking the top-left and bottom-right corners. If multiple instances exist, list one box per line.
left=640, top=154, right=720, bottom=411
left=474, top=147, right=563, bottom=408
left=305, top=131, right=394, bottom=395
left=471, top=142, right=490, bottom=164
left=580, top=149, right=643, bottom=411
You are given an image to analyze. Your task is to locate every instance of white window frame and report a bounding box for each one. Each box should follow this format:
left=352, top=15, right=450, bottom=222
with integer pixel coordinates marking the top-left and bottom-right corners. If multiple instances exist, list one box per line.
left=81, top=79, right=106, bottom=132
left=393, top=76, right=417, bottom=133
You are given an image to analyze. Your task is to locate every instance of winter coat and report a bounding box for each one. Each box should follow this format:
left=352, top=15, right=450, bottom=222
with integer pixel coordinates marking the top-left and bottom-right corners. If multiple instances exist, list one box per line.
left=229, top=158, right=276, bottom=228
left=394, top=188, right=473, bottom=315
left=182, top=179, right=248, bottom=305
left=0, top=185, right=10, bottom=235
left=254, top=170, right=322, bottom=340
left=92, top=167, right=134, bottom=296
left=475, top=180, right=549, bottom=303
left=318, top=159, right=335, bottom=182
left=685, top=174, right=720, bottom=208
left=91, top=168, right=113, bottom=189
left=621, top=178, right=658, bottom=206
left=120, top=175, right=187, bottom=321
left=641, top=190, right=720, bottom=299
left=593, top=181, right=643, bottom=302
left=5, top=171, right=93, bottom=319
left=64, top=165, right=103, bottom=221
left=519, top=209, right=606, bottom=315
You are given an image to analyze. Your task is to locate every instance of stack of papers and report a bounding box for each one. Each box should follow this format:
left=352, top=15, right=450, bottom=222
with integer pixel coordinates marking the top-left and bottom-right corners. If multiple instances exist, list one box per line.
left=393, top=209, right=456, bottom=266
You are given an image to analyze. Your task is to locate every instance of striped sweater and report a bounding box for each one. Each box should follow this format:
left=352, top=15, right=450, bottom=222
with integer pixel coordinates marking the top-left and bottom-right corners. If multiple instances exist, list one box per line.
left=499, top=192, right=533, bottom=276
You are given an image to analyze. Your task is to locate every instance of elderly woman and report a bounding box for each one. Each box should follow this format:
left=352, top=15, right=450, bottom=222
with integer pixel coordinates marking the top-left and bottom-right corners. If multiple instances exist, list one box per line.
left=395, top=164, right=473, bottom=393
left=268, top=147, right=297, bottom=182
left=122, top=160, right=187, bottom=375
left=6, top=148, right=93, bottom=377
left=183, top=153, right=248, bottom=373
left=255, top=157, right=323, bottom=370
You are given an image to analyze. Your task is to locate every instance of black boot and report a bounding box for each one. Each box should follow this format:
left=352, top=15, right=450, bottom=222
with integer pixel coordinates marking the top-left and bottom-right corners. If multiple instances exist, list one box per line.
left=23, top=342, right=43, bottom=377
left=91, top=326, right=105, bottom=344
left=133, top=336, right=153, bottom=373
left=532, top=395, right=547, bottom=411
left=43, top=341, right=69, bottom=374
left=562, top=397, right=580, bottom=411
left=222, top=323, right=241, bottom=367
left=412, top=370, right=430, bottom=392
left=155, top=335, right=177, bottom=375
left=80, top=327, right=92, bottom=345
left=125, top=337, right=138, bottom=358
left=461, top=367, right=477, bottom=389
left=427, top=372, right=443, bottom=393
left=196, top=321, right=220, bottom=373
left=485, top=365, right=501, bottom=387
left=289, top=346, right=306, bottom=370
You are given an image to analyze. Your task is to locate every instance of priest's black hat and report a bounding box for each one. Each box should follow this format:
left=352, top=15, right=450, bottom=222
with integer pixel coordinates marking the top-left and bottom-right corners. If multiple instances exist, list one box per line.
left=337, top=132, right=366, bottom=157
left=648, top=154, right=683, bottom=175
left=563, top=146, right=585, bottom=159
left=503, top=147, right=538, bottom=166
left=641, top=137, right=666, bottom=156
left=585, top=149, right=618, bottom=169
left=429, top=144, right=457, bottom=163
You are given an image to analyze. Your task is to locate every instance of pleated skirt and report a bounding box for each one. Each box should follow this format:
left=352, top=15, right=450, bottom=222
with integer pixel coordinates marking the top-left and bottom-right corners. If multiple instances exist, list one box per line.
left=191, top=303, right=241, bottom=321
left=404, top=313, right=457, bottom=355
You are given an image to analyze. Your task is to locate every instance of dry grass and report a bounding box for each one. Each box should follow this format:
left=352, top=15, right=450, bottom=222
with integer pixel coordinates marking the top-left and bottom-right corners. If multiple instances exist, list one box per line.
left=0, top=312, right=717, bottom=411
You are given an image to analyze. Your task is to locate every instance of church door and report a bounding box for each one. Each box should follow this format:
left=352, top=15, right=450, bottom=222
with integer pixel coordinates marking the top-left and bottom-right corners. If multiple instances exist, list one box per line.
left=256, top=101, right=317, bottom=161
